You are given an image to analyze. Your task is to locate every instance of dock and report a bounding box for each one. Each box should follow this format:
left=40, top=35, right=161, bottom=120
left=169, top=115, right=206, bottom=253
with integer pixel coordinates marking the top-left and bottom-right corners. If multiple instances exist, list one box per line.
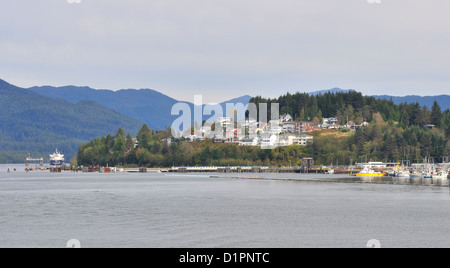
left=75, top=166, right=335, bottom=174
left=170, top=166, right=333, bottom=174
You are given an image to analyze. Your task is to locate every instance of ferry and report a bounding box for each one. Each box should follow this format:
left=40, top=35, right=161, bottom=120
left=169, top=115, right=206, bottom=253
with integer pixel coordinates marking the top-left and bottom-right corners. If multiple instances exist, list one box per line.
left=49, top=149, right=65, bottom=166
left=355, top=166, right=385, bottom=177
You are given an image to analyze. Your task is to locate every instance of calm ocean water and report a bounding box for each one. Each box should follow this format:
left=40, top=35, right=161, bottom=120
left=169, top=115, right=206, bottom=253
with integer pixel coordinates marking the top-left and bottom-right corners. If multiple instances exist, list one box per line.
left=0, top=164, right=449, bottom=248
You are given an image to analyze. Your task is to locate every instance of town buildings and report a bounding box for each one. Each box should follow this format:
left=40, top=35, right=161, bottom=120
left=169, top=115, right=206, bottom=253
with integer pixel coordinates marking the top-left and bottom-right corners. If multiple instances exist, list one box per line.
left=185, top=113, right=368, bottom=147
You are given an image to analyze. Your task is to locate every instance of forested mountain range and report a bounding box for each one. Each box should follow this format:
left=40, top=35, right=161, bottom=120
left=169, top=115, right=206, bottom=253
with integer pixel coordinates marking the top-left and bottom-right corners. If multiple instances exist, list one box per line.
left=30, top=85, right=252, bottom=130
left=0, top=79, right=143, bottom=163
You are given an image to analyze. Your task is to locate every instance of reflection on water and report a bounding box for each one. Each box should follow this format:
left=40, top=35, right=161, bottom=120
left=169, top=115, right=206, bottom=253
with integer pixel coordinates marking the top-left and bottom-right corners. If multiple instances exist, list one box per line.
left=334, top=176, right=449, bottom=187
left=222, top=172, right=449, bottom=187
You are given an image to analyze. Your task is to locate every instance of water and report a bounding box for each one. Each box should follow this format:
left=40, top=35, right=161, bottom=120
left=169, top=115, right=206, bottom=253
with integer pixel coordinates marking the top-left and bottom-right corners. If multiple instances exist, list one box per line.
left=0, top=164, right=449, bottom=248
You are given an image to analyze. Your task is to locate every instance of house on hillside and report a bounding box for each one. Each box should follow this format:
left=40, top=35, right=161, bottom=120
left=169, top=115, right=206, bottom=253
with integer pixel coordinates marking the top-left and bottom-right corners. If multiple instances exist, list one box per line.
left=280, top=113, right=293, bottom=122
left=297, top=134, right=314, bottom=146
left=296, top=121, right=319, bottom=133
left=260, top=134, right=279, bottom=149
left=239, top=136, right=260, bottom=146
left=282, top=121, right=296, bottom=133
left=323, top=117, right=339, bottom=125
left=278, top=133, right=314, bottom=146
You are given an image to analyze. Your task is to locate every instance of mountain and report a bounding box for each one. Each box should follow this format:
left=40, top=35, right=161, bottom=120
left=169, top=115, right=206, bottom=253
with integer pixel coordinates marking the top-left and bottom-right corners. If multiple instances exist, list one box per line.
left=308, top=88, right=355, bottom=96
left=223, top=95, right=252, bottom=105
left=373, top=95, right=450, bottom=111
left=0, top=79, right=143, bottom=163
left=305, top=87, right=450, bottom=110
left=29, top=85, right=179, bottom=130
left=30, top=86, right=252, bottom=129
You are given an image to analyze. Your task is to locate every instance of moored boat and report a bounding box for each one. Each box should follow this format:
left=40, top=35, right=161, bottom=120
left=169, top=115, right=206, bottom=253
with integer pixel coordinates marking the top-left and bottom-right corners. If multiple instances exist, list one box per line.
left=355, top=166, right=385, bottom=177
left=49, top=149, right=65, bottom=166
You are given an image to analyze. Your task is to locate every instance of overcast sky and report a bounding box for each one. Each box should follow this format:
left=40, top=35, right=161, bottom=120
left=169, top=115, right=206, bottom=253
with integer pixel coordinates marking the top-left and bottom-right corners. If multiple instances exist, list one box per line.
left=1, top=0, right=450, bottom=102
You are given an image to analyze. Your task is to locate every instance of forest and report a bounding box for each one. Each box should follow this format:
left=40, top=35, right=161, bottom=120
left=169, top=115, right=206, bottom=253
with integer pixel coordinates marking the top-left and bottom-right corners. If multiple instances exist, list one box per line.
left=252, top=91, right=450, bottom=165
left=77, top=91, right=450, bottom=167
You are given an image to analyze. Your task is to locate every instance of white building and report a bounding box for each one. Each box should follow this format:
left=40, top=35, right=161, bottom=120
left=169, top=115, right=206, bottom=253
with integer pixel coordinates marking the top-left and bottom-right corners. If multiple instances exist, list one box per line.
left=281, top=121, right=296, bottom=133
left=266, top=120, right=282, bottom=134
left=278, top=134, right=314, bottom=146
left=297, top=134, right=314, bottom=146
left=217, top=117, right=231, bottom=129
left=239, top=137, right=260, bottom=146
left=323, top=117, right=339, bottom=125
left=260, top=134, right=279, bottom=149
left=280, top=113, right=293, bottom=122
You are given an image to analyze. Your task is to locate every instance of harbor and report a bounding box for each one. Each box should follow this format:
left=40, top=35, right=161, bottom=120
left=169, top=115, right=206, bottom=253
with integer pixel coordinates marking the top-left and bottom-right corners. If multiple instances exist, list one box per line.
left=1, top=167, right=450, bottom=248
left=14, top=162, right=450, bottom=182
left=12, top=150, right=450, bottom=183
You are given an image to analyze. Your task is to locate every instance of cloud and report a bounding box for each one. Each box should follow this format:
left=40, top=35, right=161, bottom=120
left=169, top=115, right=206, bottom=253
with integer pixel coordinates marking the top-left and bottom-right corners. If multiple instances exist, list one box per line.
left=1, top=0, right=450, bottom=101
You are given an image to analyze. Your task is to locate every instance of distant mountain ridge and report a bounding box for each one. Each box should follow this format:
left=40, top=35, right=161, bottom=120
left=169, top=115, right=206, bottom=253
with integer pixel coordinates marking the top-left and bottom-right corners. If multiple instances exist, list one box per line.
left=308, top=87, right=450, bottom=110
left=30, top=85, right=180, bottom=130
left=373, top=94, right=450, bottom=111
left=308, top=88, right=355, bottom=96
left=30, top=85, right=252, bottom=130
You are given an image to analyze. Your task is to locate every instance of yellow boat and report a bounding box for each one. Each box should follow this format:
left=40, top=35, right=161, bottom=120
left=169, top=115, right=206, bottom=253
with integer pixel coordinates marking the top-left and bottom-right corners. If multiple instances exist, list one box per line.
left=355, top=167, right=386, bottom=177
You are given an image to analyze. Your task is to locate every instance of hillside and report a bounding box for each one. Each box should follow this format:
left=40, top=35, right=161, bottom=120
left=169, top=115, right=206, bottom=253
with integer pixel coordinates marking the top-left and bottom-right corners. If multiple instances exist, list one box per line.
left=251, top=91, right=450, bottom=164
left=0, top=79, right=143, bottom=163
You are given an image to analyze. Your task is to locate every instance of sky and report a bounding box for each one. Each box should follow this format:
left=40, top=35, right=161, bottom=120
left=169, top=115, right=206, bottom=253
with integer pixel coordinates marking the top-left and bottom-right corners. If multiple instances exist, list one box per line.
left=1, top=0, right=450, bottom=103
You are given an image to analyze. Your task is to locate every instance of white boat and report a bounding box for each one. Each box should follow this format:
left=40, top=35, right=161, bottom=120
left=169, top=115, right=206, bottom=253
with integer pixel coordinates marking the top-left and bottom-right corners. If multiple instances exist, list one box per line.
left=392, top=164, right=411, bottom=178
left=432, top=170, right=448, bottom=180
left=394, top=169, right=411, bottom=178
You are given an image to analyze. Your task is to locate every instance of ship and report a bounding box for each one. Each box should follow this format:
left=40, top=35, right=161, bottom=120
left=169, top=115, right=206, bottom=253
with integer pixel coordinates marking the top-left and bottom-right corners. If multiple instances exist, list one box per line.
left=49, top=149, right=65, bottom=166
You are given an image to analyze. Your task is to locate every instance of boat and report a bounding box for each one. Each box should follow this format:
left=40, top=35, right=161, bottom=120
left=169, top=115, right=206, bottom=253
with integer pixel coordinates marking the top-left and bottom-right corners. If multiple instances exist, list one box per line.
left=432, top=170, right=448, bottom=180
left=355, top=166, right=385, bottom=177
left=394, top=169, right=411, bottom=178
left=49, top=149, right=65, bottom=166
left=393, top=165, right=411, bottom=178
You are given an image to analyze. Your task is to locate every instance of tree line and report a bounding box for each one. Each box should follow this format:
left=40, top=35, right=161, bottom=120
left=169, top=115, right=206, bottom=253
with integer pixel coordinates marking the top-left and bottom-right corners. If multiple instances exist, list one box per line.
left=77, top=124, right=310, bottom=167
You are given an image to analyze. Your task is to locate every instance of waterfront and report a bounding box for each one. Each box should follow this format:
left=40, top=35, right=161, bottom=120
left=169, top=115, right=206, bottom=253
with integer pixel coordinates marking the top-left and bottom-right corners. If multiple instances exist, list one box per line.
left=0, top=165, right=449, bottom=248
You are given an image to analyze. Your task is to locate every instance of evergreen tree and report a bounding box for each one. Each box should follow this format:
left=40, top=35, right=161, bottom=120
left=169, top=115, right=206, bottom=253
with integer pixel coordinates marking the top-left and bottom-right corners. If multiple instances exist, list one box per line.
left=431, top=100, right=442, bottom=127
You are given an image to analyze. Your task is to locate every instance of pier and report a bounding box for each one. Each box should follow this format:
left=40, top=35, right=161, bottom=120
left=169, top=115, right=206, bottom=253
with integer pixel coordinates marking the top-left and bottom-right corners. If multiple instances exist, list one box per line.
left=75, top=165, right=335, bottom=174
left=170, top=166, right=331, bottom=174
